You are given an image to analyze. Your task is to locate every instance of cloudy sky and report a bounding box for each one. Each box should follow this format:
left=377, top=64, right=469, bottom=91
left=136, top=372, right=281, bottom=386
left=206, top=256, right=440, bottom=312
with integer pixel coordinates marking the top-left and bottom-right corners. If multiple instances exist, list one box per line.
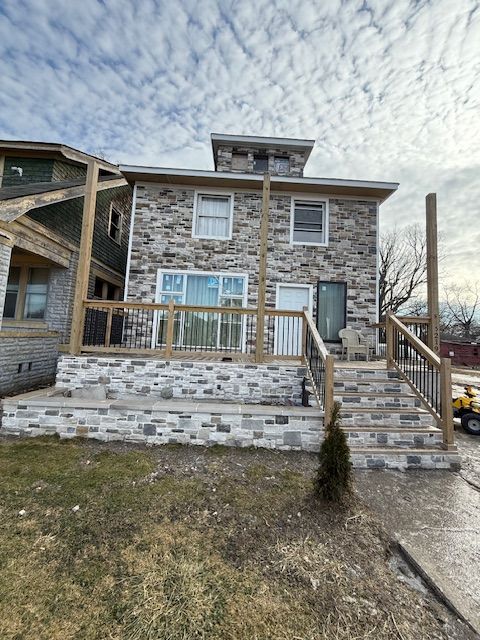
left=1, top=0, right=479, bottom=285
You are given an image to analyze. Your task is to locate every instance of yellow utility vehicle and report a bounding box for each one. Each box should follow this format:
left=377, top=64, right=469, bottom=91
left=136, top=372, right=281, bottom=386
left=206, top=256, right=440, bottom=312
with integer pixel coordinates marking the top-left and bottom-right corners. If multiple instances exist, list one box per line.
left=453, top=386, right=480, bottom=435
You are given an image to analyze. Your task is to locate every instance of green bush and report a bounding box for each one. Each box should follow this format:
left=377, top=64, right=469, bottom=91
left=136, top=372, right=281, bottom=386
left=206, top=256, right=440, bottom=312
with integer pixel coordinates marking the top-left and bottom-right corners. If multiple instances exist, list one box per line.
left=315, top=401, right=353, bottom=502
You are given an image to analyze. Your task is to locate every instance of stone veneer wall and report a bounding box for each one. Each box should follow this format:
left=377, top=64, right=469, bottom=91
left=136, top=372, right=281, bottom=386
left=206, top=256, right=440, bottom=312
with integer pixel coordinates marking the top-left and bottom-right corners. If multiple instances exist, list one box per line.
left=215, top=144, right=307, bottom=176
left=0, top=333, right=59, bottom=396
left=56, top=356, right=306, bottom=406
left=128, top=185, right=378, bottom=342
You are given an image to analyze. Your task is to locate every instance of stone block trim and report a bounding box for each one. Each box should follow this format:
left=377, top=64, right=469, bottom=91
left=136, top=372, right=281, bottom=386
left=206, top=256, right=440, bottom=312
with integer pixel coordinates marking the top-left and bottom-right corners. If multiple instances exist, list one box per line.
left=1, top=393, right=458, bottom=470
left=0, top=335, right=59, bottom=396
left=56, top=355, right=306, bottom=406
left=1, top=396, right=322, bottom=452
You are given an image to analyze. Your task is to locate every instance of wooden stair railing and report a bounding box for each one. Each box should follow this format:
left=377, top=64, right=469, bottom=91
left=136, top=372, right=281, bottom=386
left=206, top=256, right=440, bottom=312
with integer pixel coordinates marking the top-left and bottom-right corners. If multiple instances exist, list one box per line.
left=302, top=309, right=334, bottom=423
left=386, top=311, right=454, bottom=449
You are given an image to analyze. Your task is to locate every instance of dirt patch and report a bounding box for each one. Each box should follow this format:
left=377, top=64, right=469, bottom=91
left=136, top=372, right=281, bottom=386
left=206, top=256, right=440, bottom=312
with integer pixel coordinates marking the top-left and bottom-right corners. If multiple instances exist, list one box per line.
left=0, top=436, right=474, bottom=639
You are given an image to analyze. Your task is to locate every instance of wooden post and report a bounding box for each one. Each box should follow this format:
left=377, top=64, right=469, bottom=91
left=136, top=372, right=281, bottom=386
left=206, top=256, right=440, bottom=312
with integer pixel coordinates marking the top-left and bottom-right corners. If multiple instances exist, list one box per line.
left=0, top=155, right=5, bottom=188
left=69, top=160, right=99, bottom=354
left=426, top=193, right=440, bottom=355
left=440, top=357, right=455, bottom=449
left=324, top=354, right=335, bottom=426
left=302, top=306, right=308, bottom=358
left=165, top=299, right=175, bottom=358
left=104, top=307, right=113, bottom=348
left=255, top=172, right=270, bottom=363
left=385, top=310, right=394, bottom=367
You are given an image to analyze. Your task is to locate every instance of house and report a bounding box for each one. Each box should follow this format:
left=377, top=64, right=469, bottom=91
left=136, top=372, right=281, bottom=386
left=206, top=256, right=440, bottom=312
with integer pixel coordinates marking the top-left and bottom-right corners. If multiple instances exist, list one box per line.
left=0, top=134, right=460, bottom=471
left=0, top=141, right=132, bottom=395
left=441, top=338, right=480, bottom=368
left=120, top=133, right=396, bottom=353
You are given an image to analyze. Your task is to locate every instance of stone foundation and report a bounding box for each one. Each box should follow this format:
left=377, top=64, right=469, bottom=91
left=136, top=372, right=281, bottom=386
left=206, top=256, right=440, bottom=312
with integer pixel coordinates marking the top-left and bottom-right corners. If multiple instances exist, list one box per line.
left=56, top=356, right=306, bottom=405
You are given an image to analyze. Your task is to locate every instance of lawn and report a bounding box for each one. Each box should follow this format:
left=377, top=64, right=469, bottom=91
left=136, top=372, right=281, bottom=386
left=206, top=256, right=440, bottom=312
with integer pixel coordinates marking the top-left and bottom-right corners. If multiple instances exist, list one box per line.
left=0, top=437, right=468, bottom=639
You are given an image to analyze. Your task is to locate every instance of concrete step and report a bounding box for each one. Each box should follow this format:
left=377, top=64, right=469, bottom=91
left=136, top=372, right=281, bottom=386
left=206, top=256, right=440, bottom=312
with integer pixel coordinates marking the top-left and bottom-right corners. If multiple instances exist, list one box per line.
left=339, top=406, right=436, bottom=428
left=343, top=426, right=442, bottom=448
left=335, top=391, right=420, bottom=409
left=350, top=447, right=460, bottom=471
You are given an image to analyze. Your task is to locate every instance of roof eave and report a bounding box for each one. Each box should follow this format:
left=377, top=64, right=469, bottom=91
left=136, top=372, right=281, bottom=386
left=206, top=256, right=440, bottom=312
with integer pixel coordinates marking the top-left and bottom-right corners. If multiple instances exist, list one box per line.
left=119, top=166, right=398, bottom=202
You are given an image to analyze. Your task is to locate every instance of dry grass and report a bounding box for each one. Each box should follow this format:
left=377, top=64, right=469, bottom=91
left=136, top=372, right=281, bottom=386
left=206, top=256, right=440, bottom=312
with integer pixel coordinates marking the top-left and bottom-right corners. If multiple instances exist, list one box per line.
left=0, top=437, right=472, bottom=640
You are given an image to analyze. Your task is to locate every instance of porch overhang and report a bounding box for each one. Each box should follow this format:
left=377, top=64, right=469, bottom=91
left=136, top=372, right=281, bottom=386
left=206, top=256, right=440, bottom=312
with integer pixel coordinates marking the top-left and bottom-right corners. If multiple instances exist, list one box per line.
left=119, top=165, right=399, bottom=202
left=0, top=175, right=128, bottom=222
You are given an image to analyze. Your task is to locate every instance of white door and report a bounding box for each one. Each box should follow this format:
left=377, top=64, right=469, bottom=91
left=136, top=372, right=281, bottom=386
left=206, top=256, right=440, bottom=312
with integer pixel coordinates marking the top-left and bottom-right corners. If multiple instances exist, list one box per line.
left=275, top=284, right=312, bottom=356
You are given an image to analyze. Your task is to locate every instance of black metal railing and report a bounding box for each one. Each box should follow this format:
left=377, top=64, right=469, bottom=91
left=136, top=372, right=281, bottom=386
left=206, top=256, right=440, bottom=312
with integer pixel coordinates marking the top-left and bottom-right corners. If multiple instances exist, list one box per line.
left=82, top=302, right=305, bottom=358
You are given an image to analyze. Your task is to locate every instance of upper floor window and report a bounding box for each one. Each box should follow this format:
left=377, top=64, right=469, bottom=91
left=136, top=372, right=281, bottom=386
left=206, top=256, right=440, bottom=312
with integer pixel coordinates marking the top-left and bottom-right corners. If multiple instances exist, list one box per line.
left=108, top=204, right=123, bottom=243
left=253, top=154, right=268, bottom=172
left=193, top=192, right=233, bottom=240
left=274, top=156, right=290, bottom=174
left=291, top=199, right=328, bottom=245
left=231, top=152, right=248, bottom=171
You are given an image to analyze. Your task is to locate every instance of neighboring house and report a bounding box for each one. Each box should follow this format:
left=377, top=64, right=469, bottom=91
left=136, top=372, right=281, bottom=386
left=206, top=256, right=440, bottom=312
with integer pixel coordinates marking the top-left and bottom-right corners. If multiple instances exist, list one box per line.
left=120, top=133, right=397, bottom=351
left=441, top=338, right=480, bottom=368
left=0, top=141, right=132, bottom=395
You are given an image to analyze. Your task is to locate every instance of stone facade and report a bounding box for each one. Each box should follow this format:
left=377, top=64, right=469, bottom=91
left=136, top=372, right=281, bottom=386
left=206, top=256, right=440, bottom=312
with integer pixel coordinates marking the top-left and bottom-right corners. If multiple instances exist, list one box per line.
left=1, top=390, right=460, bottom=469
left=0, top=333, right=59, bottom=396
left=56, top=355, right=306, bottom=406
left=215, top=144, right=307, bottom=177
left=128, top=184, right=378, bottom=342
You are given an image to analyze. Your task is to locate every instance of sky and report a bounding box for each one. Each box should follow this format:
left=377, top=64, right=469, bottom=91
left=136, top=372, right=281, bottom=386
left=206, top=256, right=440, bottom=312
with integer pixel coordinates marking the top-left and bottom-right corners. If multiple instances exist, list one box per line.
left=1, top=0, right=479, bottom=286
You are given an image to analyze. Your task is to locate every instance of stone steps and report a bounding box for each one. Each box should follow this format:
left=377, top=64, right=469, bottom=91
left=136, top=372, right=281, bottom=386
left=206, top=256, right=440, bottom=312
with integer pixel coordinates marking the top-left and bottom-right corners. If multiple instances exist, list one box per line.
left=350, top=448, right=461, bottom=471
left=343, top=426, right=443, bottom=449
left=335, top=391, right=420, bottom=409
left=339, top=406, right=436, bottom=428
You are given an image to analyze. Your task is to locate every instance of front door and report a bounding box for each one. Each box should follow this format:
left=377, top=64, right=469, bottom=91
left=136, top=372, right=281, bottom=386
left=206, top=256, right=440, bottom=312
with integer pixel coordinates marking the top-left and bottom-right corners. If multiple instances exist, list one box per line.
left=275, top=284, right=312, bottom=355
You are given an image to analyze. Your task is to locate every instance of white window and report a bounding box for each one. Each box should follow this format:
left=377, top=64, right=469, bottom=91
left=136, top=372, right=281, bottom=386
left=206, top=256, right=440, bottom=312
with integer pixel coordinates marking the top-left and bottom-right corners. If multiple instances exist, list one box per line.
left=155, top=270, right=247, bottom=350
left=193, top=192, right=233, bottom=240
left=291, top=199, right=328, bottom=246
left=108, top=204, right=123, bottom=243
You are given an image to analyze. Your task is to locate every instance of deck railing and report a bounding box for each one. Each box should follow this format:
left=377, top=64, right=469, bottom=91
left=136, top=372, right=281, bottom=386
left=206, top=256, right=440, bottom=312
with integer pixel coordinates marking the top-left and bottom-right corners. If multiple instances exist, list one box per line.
left=386, top=312, right=454, bottom=448
left=81, top=300, right=305, bottom=360
left=303, top=310, right=334, bottom=420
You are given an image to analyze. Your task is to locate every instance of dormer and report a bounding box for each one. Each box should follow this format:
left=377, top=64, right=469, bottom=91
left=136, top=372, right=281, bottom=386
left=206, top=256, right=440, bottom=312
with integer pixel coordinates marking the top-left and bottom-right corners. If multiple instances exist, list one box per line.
left=211, top=133, right=315, bottom=177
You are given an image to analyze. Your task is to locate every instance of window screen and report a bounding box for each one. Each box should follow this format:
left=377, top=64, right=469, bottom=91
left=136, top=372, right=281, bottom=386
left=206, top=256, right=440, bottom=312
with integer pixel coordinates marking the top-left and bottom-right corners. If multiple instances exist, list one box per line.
left=293, top=201, right=325, bottom=244
left=253, top=155, right=268, bottom=172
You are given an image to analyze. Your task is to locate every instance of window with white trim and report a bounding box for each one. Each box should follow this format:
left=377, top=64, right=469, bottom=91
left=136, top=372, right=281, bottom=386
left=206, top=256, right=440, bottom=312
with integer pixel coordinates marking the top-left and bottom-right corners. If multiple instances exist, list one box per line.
left=292, top=199, right=327, bottom=245
left=156, top=270, right=247, bottom=349
left=193, top=193, right=233, bottom=239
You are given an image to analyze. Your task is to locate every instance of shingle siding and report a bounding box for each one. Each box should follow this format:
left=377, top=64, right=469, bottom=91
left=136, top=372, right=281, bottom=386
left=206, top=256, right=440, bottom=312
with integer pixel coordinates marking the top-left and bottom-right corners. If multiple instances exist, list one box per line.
left=3, top=157, right=54, bottom=186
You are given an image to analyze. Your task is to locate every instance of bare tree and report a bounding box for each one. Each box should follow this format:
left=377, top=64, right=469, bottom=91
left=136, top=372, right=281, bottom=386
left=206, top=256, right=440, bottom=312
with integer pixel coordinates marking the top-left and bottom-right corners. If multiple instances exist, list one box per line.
left=443, top=282, right=480, bottom=339
left=379, top=224, right=428, bottom=318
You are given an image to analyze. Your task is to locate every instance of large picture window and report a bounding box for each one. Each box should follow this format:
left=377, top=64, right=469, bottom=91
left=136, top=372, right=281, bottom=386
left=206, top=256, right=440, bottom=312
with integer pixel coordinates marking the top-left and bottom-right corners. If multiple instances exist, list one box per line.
left=317, top=281, right=346, bottom=342
left=291, top=199, right=328, bottom=245
left=3, top=265, right=49, bottom=321
left=156, top=270, right=247, bottom=350
left=193, top=193, right=233, bottom=239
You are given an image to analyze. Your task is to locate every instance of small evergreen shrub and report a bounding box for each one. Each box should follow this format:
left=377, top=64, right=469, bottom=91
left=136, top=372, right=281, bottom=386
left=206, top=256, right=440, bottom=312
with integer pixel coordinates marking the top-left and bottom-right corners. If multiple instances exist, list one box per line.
left=315, top=401, right=353, bottom=502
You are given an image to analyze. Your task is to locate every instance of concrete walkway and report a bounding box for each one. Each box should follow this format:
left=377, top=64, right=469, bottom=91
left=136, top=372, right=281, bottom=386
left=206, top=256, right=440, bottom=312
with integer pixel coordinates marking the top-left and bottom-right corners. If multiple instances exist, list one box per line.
left=356, top=431, right=480, bottom=635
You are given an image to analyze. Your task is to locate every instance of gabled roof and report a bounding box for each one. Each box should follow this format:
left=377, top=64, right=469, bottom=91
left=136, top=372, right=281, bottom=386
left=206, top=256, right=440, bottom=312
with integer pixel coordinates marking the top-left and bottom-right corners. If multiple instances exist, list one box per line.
left=0, top=140, right=120, bottom=174
left=119, top=165, right=399, bottom=203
